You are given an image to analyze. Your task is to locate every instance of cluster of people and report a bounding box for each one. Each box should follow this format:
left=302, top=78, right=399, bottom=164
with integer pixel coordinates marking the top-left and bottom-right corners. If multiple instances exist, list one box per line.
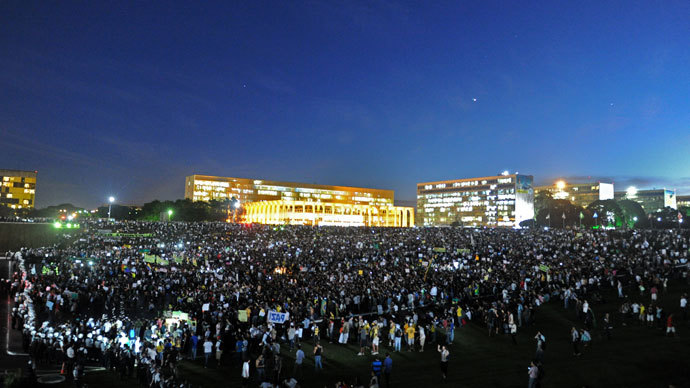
left=4, top=220, right=689, bottom=387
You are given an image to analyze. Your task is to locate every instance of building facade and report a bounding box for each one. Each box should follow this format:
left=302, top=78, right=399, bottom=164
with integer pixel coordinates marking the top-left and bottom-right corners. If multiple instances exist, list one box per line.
left=534, top=181, right=614, bottom=208
left=186, top=175, right=394, bottom=205
left=244, top=200, right=413, bottom=227
left=185, top=175, right=413, bottom=227
left=417, top=173, right=534, bottom=228
left=678, top=195, right=690, bottom=209
left=0, top=169, right=37, bottom=210
left=615, top=188, right=677, bottom=213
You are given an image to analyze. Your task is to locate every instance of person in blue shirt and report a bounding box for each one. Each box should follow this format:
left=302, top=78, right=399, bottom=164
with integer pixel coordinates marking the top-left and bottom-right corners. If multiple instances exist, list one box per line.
left=383, top=353, right=393, bottom=388
left=293, top=344, right=305, bottom=378
left=190, top=333, right=199, bottom=360
left=235, top=337, right=244, bottom=365
left=372, top=357, right=382, bottom=379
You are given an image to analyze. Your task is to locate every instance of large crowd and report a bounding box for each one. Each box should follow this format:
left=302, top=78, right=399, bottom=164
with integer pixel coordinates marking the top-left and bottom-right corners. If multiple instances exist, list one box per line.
left=4, top=221, right=690, bottom=387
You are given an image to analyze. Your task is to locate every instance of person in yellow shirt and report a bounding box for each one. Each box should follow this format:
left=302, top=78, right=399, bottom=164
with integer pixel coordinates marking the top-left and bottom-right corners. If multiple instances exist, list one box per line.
left=371, top=322, right=380, bottom=355
left=639, top=304, right=645, bottom=324
left=406, top=324, right=416, bottom=351
left=456, top=306, right=463, bottom=326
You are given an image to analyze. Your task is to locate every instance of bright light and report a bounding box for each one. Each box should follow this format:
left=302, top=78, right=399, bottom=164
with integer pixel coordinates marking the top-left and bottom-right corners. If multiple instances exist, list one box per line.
left=633, top=216, right=638, bottom=222
left=67, top=215, right=74, bottom=221
left=108, top=196, right=115, bottom=203
left=53, top=222, right=62, bottom=228
left=626, top=186, right=637, bottom=197
left=501, top=170, right=509, bottom=176
left=66, top=223, right=72, bottom=228
left=167, top=209, right=173, bottom=216
left=657, top=217, right=662, bottom=222
left=234, top=202, right=240, bottom=209
left=556, top=180, right=566, bottom=190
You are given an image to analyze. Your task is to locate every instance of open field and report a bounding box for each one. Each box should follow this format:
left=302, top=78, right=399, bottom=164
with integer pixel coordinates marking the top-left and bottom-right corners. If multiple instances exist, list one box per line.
left=66, top=283, right=690, bottom=388
left=0, top=222, right=80, bottom=252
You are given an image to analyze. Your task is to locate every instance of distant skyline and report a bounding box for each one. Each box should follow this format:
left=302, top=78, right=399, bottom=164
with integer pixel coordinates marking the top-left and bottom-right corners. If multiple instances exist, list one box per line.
left=1, top=1, right=689, bottom=208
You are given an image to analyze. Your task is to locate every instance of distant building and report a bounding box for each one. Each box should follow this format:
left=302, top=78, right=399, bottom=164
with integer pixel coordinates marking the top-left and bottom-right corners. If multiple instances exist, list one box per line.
left=615, top=188, right=677, bottom=213
left=416, top=173, right=534, bottom=228
left=0, top=169, right=37, bottom=210
left=185, top=174, right=413, bottom=227
left=677, top=195, right=690, bottom=208
left=534, top=181, right=614, bottom=208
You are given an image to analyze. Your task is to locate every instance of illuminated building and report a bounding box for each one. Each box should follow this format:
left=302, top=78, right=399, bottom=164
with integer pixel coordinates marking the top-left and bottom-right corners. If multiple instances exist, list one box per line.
left=615, top=188, right=677, bottom=213
left=185, top=174, right=414, bottom=227
left=534, top=181, right=614, bottom=208
left=0, top=169, right=37, bottom=210
left=244, top=200, right=413, bottom=227
left=678, top=195, right=690, bottom=208
left=417, top=173, right=534, bottom=228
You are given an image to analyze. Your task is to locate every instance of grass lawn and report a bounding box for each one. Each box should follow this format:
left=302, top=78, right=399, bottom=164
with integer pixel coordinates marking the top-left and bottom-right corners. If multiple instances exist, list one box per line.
left=71, top=284, right=690, bottom=388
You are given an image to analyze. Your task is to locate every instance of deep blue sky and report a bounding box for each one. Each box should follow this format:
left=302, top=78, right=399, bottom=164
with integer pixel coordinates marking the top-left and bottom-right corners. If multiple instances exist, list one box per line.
left=2, top=1, right=689, bottom=208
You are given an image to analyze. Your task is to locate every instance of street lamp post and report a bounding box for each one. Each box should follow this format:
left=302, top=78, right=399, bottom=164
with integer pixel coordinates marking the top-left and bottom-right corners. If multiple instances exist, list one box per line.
left=108, top=196, right=115, bottom=220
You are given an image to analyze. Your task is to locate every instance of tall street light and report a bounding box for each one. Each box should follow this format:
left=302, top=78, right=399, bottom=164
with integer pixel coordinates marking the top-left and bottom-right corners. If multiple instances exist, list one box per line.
left=108, top=196, right=115, bottom=219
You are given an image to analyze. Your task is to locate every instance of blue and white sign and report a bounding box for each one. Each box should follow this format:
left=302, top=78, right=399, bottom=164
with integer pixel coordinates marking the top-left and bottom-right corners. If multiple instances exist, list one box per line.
left=267, top=310, right=290, bottom=324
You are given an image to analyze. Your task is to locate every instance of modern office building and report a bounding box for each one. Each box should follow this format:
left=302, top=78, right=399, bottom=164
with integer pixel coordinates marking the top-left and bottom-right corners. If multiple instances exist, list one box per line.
left=678, top=195, right=690, bottom=208
left=615, top=187, right=677, bottom=213
left=185, top=174, right=413, bottom=227
left=534, top=180, right=614, bottom=208
left=0, top=169, right=37, bottom=210
left=416, top=173, right=534, bottom=228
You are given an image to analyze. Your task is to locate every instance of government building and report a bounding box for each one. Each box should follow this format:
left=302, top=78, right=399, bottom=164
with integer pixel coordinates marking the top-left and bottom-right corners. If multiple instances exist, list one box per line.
left=185, top=174, right=413, bottom=227
left=615, top=187, right=677, bottom=213
left=534, top=180, right=614, bottom=208
left=416, top=173, right=534, bottom=228
left=0, top=169, right=37, bottom=210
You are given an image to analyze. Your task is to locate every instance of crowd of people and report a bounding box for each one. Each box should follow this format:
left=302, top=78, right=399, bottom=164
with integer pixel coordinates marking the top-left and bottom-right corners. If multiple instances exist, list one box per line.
left=4, top=220, right=689, bottom=387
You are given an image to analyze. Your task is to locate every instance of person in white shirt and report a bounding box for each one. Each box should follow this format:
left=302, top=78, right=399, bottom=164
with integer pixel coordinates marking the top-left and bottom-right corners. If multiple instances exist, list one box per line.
left=241, top=359, right=250, bottom=387
left=203, top=338, right=213, bottom=368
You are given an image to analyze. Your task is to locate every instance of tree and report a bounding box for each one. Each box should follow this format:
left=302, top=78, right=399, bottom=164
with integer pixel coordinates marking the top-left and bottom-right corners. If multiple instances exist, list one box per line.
left=534, top=191, right=554, bottom=217
left=587, top=200, right=623, bottom=228
left=536, top=199, right=585, bottom=228
left=617, top=199, right=649, bottom=229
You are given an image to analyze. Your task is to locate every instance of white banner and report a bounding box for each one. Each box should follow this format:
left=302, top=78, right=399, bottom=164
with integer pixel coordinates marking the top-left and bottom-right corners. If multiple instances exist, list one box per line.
left=267, top=310, right=290, bottom=324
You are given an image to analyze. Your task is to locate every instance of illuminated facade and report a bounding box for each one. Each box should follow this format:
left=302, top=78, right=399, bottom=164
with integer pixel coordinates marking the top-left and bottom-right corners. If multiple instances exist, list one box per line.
left=244, top=200, right=414, bottom=227
left=0, top=169, right=37, bottom=210
left=185, top=175, right=413, bottom=226
left=678, top=195, right=690, bottom=208
left=417, top=173, right=534, bottom=228
left=534, top=181, right=614, bottom=208
left=615, top=188, right=677, bottom=213
left=185, top=175, right=395, bottom=205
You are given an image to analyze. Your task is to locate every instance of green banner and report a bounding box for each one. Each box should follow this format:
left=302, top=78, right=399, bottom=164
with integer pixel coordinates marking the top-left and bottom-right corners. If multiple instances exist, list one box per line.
left=539, top=264, right=550, bottom=272
left=433, top=247, right=446, bottom=253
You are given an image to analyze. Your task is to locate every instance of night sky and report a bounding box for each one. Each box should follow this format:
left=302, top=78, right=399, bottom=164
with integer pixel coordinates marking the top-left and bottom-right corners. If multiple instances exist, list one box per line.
left=2, top=1, right=689, bottom=208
